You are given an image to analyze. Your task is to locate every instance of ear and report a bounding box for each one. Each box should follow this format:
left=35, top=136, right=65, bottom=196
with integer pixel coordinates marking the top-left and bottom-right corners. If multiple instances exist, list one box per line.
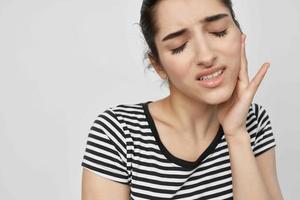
left=147, top=53, right=168, bottom=79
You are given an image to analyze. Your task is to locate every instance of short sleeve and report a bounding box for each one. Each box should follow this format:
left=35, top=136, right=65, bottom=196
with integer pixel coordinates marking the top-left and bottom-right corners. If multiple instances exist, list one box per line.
left=253, top=104, right=277, bottom=157
left=81, top=108, right=130, bottom=185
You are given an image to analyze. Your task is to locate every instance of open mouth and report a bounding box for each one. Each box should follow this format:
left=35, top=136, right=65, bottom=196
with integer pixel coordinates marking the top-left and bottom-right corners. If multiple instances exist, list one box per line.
left=196, top=68, right=225, bottom=88
left=197, top=68, right=225, bottom=81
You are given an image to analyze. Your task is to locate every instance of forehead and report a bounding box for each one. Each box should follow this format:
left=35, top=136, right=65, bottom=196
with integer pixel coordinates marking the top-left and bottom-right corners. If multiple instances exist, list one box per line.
left=155, top=0, right=230, bottom=38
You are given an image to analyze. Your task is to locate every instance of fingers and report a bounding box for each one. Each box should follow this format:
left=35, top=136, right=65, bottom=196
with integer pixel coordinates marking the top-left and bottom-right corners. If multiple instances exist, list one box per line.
left=249, top=62, right=270, bottom=95
left=239, top=34, right=249, bottom=85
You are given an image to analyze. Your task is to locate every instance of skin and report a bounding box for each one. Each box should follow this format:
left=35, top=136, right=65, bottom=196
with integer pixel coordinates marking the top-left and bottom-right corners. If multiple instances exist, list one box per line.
left=149, top=0, right=245, bottom=140
left=146, top=0, right=284, bottom=199
left=148, top=0, right=271, bottom=142
left=81, top=0, right=284, bottom=199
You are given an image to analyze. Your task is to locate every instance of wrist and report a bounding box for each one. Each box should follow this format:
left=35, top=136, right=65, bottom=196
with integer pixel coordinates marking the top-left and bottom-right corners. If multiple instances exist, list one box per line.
left=225, top=129, right=251, bottom=145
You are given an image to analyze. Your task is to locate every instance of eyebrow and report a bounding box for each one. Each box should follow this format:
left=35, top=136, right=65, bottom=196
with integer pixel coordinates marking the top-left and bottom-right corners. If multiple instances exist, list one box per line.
left=161, top=13, right=229, bottom=42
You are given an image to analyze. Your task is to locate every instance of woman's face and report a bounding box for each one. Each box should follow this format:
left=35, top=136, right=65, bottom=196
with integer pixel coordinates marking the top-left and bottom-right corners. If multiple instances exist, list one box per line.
left=152, top=0, right=242, bottom=105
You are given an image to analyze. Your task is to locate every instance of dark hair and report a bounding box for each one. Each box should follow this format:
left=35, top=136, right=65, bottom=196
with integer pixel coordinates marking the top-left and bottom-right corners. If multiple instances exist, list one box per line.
left=139, top=0, right=242, bottom=78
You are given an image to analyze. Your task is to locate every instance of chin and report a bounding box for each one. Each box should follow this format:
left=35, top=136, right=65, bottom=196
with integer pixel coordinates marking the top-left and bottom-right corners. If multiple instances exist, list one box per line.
left=199, top=86, right=235, bottom=105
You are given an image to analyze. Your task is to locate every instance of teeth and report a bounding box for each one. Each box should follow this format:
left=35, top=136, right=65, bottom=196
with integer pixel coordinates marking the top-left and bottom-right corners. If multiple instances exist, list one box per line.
left=199, top=69, right=223, bottom=81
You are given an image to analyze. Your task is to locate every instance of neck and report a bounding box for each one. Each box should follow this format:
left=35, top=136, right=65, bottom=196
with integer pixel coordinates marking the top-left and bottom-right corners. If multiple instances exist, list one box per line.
left=161, top=94, right=220, bottom=140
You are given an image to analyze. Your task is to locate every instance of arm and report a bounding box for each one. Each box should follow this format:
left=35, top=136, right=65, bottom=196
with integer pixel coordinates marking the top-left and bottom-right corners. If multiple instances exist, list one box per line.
left=226, top=130, right=283, bottom=200
left=256, top=147, right=284, bottom=199
left=81, top=168, right=130, bottom=200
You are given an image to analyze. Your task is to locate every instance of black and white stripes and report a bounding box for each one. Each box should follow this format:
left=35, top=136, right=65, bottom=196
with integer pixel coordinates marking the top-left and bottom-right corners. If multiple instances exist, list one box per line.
left=81, top=101, right=276, bottom=199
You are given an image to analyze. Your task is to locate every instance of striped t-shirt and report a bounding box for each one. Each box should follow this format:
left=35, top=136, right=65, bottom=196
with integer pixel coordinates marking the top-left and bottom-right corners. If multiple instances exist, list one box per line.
left=81, top=100, right=276, bottom=199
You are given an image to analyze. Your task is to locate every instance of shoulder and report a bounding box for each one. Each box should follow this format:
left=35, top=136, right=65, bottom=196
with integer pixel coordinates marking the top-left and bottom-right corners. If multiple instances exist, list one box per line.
left=245, top=102, right=270, bottom=140
left=246, top=102, right=270, bottom=122
left=86, top=102, right=147, bottom=160
left=246, top=102, right=276, bottom=156
left=94, top=101, right=147, bottom=134
left=247, top=102, right=272, bottom=128
left=104, top=101, right=146, bottom=121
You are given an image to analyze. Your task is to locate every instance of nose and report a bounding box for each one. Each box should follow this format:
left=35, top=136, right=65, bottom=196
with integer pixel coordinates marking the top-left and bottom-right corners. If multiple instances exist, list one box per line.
left=194, top=36, right=217, bottom=67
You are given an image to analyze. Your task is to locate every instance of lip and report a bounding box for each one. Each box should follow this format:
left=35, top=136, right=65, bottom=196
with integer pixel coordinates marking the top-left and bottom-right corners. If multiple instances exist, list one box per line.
left=197, top=69, right=225, bottom=88
left=195, top=66, right=226, bottom=80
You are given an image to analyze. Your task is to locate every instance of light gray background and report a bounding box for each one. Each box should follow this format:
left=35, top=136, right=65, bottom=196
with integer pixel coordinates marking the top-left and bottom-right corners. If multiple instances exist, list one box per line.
left=0, top=0, right=299, bottom=199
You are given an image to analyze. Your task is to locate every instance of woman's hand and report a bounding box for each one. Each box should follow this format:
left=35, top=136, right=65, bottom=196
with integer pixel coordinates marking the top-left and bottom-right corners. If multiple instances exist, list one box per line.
left=216, top=34, right=270, bottom=137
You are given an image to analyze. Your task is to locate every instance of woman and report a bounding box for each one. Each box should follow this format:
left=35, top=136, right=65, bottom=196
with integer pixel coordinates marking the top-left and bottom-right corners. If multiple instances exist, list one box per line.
left=81, top=0, right=284, bottom=199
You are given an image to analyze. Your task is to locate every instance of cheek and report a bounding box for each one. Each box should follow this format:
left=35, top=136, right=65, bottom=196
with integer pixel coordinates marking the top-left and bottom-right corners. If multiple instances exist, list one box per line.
left=218, top=33, right=242, bottom=82
left=161, top=53, right=191, bottom=79
left=222, top=34, right=242, bottom=76
left=224, top=34, right=241, bottom=63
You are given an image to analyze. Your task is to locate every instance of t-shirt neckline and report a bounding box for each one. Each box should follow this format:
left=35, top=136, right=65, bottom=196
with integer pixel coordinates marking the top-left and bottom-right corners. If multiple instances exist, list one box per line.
left=142, top=100, right=224, bottom=170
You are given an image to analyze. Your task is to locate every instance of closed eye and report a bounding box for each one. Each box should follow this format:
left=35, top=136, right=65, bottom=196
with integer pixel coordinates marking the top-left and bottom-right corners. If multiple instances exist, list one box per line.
left=170, top=29, right=228, bottom=55
left=171, top=42, right=188, bottom=55
left=211, top=29, right=228, bottom=37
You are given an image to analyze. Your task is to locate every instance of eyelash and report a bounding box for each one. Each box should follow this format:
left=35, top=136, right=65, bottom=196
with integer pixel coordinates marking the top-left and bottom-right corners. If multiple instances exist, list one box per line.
left=171, top=29, right=228, bottom=55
